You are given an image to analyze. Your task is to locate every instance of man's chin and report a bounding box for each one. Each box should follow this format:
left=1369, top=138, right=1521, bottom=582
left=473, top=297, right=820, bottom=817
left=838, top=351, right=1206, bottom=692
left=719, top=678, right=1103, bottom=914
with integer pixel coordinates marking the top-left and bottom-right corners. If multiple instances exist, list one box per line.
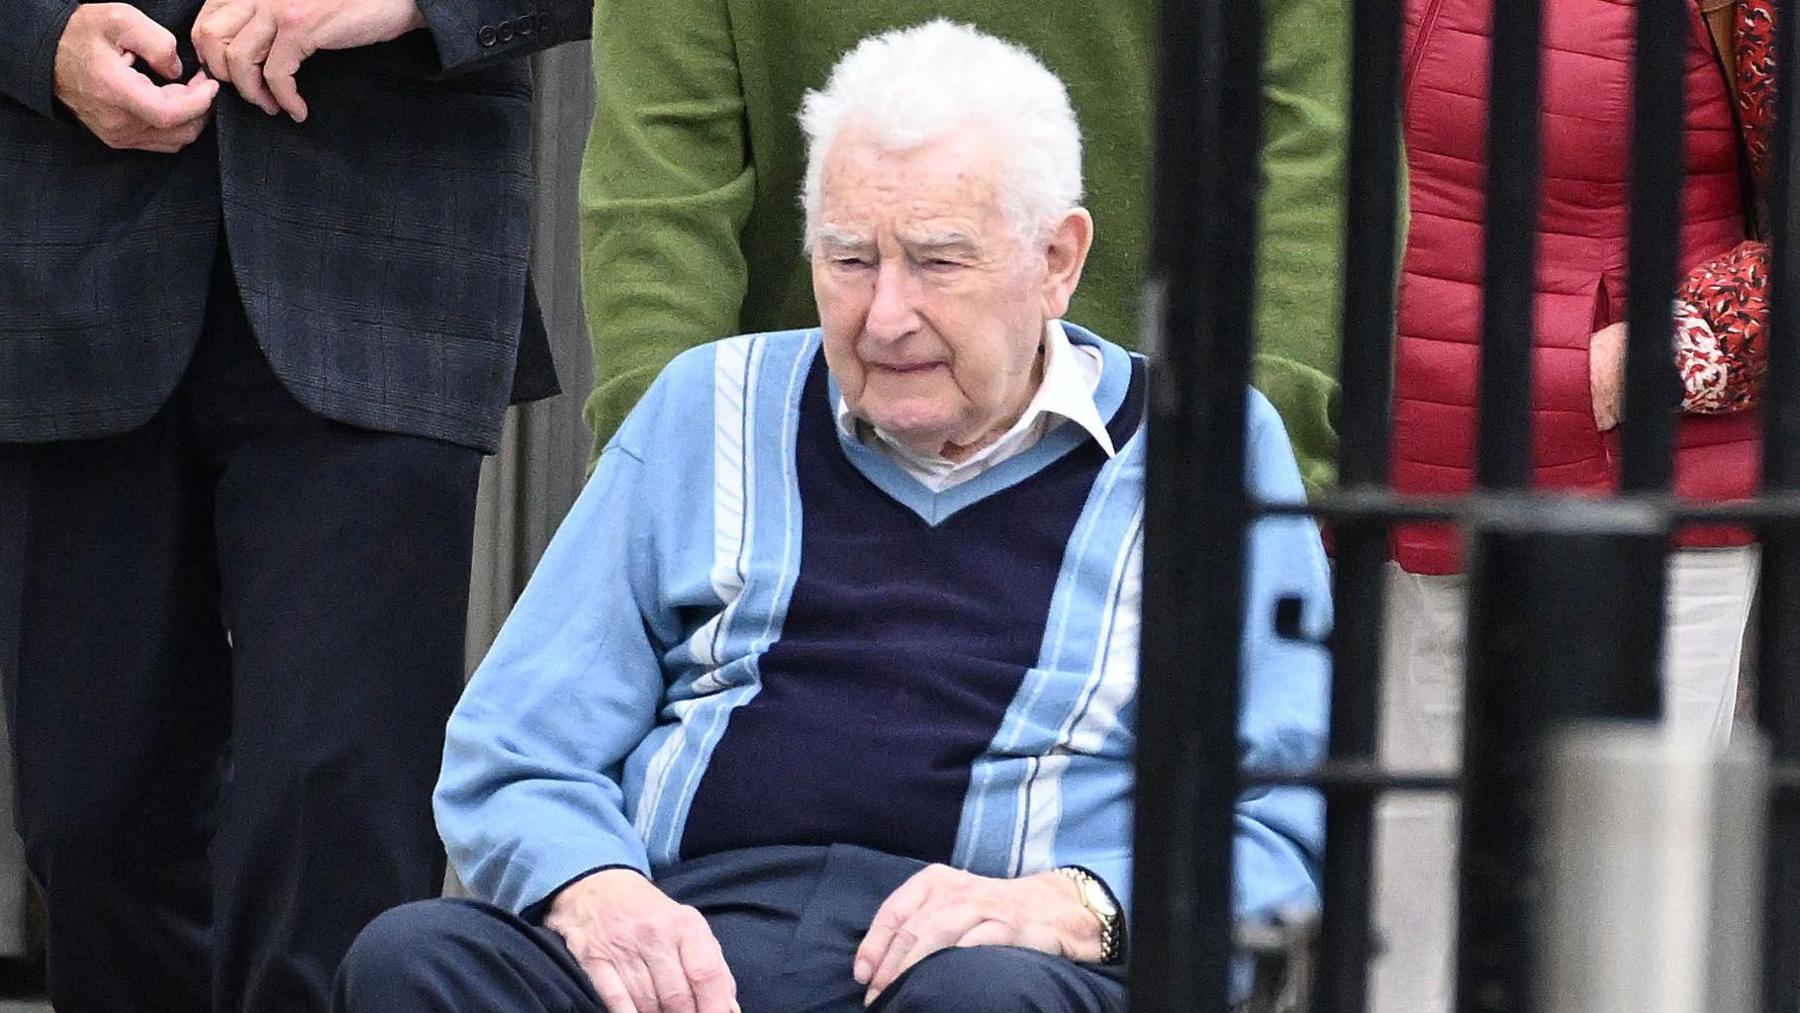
left=867, top=415, right=959, bottom=456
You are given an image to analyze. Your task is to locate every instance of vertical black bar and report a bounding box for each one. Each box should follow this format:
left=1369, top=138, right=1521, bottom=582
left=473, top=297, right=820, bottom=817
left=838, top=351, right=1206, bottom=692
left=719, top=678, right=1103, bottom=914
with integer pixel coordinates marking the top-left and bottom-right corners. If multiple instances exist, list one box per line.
left=1760, top=4, right=1800, bottom=1010
left=1334, top=0, right=1404, bottom=489
left=1613, top=0, right=1686, bottom=718
left=1458, top=3, right=1544, bottom=1012
left=1470, top=3, right=1544, bottom=491
left=1587, top=0, right=1688, bottom=742
left=1617, top=0, right=1685, bottom=492
left=1133, top=0, right=1262, bottom=1009
left=1312, top=2, right=1402, bottom=1012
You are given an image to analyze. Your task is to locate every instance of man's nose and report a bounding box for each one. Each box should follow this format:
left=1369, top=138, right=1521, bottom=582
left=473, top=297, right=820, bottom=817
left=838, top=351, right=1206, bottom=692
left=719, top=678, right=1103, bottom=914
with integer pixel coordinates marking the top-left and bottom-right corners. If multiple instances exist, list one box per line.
left=864, top=259, right=922, bottom=341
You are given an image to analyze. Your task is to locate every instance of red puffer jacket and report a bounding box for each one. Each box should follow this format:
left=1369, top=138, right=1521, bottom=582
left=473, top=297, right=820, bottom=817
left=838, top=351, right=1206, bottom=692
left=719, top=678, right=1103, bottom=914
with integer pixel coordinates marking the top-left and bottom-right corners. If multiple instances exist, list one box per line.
left=1393, top=0, right=1761, bottom=574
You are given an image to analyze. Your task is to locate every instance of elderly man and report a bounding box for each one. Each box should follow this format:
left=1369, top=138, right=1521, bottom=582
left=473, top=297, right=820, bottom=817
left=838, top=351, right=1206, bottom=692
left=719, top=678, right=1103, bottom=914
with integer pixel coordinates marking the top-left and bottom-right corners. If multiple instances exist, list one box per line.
left=581, top=0, right=1348, bottom=499
left=336, top=22, right=1330, bottom=1013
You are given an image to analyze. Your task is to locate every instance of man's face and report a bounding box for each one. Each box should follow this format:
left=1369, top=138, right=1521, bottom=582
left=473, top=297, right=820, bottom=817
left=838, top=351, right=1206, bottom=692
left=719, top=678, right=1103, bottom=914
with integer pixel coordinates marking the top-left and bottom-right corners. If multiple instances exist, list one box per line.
left=812, top=128, right=1086, bottom=459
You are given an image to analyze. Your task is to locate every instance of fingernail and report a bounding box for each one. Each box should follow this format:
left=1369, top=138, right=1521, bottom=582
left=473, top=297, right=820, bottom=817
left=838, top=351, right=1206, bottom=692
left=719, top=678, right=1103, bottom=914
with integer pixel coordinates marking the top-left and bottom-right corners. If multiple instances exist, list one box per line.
left=853, top=961, right=869, bottom=983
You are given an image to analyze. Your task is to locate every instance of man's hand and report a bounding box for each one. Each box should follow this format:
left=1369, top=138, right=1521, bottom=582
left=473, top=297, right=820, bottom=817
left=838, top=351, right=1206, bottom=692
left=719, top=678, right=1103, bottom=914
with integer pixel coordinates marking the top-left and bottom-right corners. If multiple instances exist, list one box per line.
left=544, top=868, right=739, bottom=1013
left=191, top=0, right=279, bottom=115
left=260, top=0, right=426, bottom=122
left=1590, top=321, right=1628, bottom=431
left=53, top=4, right=218, bottom=153
left=853, top=865, right=1104, bottom=1006
left=193, top=0, right=424, bottom=122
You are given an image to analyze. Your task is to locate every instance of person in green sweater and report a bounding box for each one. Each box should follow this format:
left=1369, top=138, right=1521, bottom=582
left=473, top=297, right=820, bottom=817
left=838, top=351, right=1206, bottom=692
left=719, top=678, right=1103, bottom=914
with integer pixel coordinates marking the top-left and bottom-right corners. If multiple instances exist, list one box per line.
left=579, top=1, right=1349, bottom=495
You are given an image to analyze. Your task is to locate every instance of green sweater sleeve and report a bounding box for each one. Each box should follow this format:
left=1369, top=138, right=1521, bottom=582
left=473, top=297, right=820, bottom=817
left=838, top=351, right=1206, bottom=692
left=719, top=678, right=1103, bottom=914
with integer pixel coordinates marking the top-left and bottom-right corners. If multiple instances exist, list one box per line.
left=580, top=0, right=756, bottom=459
left=1252, top=0, right=1350, bottom=497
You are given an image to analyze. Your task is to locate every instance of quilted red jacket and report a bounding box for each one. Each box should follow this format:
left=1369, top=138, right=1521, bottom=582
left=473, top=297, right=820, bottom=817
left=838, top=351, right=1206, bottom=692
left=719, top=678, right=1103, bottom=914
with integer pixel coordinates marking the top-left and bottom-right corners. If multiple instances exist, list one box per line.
left=1393, top=0, right=1765, bottom=574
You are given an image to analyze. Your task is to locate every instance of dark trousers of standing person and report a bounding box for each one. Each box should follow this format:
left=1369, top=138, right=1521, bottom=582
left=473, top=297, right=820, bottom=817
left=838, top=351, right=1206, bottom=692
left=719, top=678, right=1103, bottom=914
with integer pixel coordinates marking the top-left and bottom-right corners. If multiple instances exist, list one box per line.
left=0, top=250, right=485, bottom=1012
left=334, top=844, right=1129, bottom=1013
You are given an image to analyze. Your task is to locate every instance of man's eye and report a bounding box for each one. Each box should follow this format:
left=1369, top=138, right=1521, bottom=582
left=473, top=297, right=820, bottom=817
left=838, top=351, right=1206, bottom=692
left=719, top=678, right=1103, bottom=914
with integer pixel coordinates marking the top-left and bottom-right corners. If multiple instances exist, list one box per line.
left=924, top=258, right=961, bottom=270
left=834, top=257, right=871, bottom=268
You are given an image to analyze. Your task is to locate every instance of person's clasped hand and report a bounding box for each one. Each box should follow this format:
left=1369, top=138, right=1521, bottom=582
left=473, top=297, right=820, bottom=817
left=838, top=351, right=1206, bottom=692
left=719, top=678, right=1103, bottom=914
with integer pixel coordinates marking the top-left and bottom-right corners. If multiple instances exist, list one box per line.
left=853, top=864, right=1106, bottom=1007
left=191, top=0, right=426, bottom=122
left=545, top=868, right=741, bottom=1013
left=53, top=3, right=219, bottom=153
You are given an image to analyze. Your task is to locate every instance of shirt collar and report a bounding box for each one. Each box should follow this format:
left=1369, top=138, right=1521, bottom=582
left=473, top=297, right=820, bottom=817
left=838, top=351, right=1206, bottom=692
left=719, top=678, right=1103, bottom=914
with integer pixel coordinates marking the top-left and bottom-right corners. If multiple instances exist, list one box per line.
left=833, top=319, right=1118, bottom=460
left=1032, top=319, right=1117, bottom=458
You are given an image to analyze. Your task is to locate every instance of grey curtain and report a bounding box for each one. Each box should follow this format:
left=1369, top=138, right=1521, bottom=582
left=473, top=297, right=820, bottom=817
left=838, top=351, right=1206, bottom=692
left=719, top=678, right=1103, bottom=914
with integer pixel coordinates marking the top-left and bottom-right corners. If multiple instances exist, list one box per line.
left=466, top=44, right=599, bottom=672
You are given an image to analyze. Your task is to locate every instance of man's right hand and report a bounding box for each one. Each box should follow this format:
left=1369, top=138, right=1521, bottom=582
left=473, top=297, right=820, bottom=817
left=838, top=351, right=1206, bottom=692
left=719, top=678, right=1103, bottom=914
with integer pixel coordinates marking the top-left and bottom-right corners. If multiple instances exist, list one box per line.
left=53, top=3, right=218, bottom=153
left=544, top=868, right=739, bottom=1013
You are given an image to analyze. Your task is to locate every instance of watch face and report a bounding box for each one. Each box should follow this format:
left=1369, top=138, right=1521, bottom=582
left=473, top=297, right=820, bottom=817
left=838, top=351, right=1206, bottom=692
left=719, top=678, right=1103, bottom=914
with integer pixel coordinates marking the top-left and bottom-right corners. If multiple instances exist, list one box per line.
left=1083, top=879, right=1120, bottom=919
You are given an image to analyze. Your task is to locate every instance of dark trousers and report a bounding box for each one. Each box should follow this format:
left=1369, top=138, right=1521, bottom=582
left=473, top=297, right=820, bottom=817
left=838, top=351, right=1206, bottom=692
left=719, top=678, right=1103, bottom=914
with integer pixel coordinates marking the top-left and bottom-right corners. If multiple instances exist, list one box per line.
left=334, top=844, right=1128, bottom=1013
left=0, top=253, right=485, bottom=1012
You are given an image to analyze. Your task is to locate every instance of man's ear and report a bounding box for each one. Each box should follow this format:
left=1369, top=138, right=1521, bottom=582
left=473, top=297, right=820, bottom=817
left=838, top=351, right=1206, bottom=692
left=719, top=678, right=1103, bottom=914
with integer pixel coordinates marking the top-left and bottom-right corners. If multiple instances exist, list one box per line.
left=1040, top=208, right=1094, bottom=320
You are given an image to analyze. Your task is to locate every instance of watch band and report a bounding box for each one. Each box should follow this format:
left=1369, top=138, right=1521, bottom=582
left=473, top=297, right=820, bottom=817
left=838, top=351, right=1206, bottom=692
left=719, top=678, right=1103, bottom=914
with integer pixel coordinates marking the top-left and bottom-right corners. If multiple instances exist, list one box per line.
left=1057, top=866, right=1124, bottom=965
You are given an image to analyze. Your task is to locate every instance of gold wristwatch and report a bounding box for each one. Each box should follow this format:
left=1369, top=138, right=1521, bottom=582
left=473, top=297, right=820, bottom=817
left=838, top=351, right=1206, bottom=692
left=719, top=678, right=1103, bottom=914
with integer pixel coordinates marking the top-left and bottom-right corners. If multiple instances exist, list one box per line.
left=1057, top=866, right=1123, bottom=965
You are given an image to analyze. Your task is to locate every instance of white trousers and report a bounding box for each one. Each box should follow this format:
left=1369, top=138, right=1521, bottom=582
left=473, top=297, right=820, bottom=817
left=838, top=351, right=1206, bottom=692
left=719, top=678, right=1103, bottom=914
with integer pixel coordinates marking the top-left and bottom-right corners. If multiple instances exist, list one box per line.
left=1366, top=545, right=1759, bottom=1013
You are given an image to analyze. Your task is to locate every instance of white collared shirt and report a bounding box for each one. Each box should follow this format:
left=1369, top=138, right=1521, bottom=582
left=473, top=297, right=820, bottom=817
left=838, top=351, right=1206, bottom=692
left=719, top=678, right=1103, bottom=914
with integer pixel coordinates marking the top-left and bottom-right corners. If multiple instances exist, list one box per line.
left=835, top=320, right=1118, bottom=493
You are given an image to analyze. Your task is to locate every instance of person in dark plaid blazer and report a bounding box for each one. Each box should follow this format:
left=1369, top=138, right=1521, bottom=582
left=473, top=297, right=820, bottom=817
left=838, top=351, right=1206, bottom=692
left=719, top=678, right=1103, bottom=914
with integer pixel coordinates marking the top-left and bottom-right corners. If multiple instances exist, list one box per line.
left=0, top=0, right=588, bottom=1007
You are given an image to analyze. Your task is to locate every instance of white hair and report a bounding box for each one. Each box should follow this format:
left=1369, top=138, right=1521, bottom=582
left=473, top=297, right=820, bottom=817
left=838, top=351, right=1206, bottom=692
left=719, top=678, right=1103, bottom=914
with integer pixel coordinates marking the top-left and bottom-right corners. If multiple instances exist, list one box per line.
left=798, top=20, right=1085, bottom=253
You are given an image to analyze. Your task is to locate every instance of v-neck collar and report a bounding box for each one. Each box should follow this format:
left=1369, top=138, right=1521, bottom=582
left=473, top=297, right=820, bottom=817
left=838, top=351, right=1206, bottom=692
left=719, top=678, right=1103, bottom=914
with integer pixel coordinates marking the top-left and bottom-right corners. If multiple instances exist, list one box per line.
left=822, top=324, right=1134, bottom=526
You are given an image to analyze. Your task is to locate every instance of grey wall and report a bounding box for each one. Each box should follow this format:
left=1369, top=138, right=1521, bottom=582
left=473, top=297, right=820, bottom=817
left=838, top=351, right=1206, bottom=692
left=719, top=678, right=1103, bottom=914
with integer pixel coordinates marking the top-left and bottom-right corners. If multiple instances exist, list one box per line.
left=466, top=43, right=599, bottom=670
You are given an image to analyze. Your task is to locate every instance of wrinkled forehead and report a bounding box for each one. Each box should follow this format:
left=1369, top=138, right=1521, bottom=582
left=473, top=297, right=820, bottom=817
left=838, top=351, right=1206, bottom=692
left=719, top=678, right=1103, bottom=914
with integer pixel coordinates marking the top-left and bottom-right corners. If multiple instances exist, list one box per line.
left=815, top=129, right=1010, bottom=242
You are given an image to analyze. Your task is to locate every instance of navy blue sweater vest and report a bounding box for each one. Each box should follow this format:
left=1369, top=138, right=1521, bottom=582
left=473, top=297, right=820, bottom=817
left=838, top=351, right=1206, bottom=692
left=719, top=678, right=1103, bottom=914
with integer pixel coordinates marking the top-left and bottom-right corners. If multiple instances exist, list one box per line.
left=680, top=351, right=1146, bottom=864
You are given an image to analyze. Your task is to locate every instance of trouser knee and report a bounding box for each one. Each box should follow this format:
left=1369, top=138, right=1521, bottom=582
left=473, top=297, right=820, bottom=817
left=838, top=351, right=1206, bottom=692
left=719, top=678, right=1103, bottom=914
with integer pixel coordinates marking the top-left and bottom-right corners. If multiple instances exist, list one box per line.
left=335, top=900, right=494, bottom=1007
left=876, top=946, right=1100, bottom=1013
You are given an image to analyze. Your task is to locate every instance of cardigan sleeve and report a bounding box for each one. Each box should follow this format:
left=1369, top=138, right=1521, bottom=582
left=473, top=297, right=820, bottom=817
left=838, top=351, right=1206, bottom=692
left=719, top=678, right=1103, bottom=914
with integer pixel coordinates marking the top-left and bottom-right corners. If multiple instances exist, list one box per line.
left=434, top=438, right=667, bottom=913
left=434, top=351, right=714, bottom=913
left=1235, top=391, right=1331, bottom=922
left=579, top=0, right=755, bottom=460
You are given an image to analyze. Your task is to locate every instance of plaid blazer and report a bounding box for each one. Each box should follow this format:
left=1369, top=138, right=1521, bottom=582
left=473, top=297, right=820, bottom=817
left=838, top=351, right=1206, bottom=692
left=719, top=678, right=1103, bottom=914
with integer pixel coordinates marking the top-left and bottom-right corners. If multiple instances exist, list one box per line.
left=0, top=0, right=588, bottom=451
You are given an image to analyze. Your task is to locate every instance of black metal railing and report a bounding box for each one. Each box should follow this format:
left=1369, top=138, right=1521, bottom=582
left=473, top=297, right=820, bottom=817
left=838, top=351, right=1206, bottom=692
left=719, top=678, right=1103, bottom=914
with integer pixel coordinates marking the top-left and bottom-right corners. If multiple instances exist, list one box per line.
left=1131, top=0, right=1800, bottom=1010
left=1758, top=3, right=1800, bottom=1007
left=1132, top=0, right=1260, bottom=1007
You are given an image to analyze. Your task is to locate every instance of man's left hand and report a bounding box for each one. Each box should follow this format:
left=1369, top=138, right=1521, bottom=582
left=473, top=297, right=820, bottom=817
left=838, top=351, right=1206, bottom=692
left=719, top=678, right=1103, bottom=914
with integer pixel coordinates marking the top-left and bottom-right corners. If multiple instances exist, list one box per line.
left=192, top=0, right=425, bottom=122
left=853, top=865, right=1103, bottom=1006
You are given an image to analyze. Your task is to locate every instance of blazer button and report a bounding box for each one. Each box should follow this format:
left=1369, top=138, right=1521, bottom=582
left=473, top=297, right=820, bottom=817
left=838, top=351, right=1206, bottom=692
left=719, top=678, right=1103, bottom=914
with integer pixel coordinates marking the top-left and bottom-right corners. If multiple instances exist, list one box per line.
left=477, top=24, right=497, bottom=46
left=517, top=12, right=534, bottom=35
left=536, top=11, right=555, bottom=36
left=497, top=18, right=515, bottom=41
